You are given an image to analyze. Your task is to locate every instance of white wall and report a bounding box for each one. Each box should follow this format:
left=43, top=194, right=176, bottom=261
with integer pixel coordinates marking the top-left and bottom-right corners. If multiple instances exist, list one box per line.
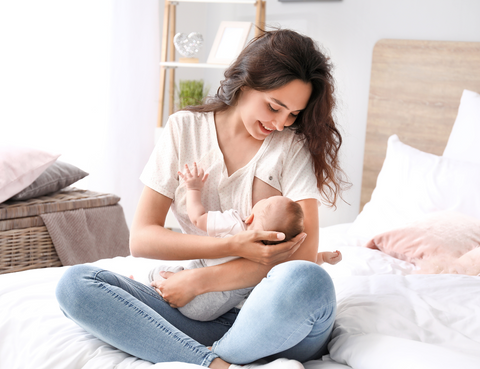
left=175, top=0, right=480, bottom=227
left=2, top=0, right=479, bottom=230
left=0, top=0, right=160, bottom=228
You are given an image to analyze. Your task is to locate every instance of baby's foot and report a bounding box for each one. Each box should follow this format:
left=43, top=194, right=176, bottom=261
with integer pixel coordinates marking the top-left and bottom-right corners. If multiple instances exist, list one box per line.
left=148, top=265, right=185, bottom=283
left=229, top=358, right=304, bottom=369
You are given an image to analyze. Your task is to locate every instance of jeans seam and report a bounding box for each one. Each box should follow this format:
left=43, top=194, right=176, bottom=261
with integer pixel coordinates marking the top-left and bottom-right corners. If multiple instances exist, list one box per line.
left=212, top=318, right=235, bottom=327
left=94, top=269, right=165, bottom=301
left=275, top=300, right=335, bottom=353
left=214, top=300, right=336, bottom=358
left=201, top=353, right=219, bottom=367
left=94, top=268, right=233, bottom=326
left=93, top=270, right=216, bottom=365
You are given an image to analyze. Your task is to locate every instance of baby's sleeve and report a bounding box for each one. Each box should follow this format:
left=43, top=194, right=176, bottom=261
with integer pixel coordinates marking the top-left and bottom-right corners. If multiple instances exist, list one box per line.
left=207, top=210, right=245, bottom=238
left=140, top=116, right=180, bottom=199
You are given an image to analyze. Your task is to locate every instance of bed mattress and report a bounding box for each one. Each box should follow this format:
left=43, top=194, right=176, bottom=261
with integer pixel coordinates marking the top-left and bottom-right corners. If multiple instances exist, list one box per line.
left=1, top=224, right=479, bottom=369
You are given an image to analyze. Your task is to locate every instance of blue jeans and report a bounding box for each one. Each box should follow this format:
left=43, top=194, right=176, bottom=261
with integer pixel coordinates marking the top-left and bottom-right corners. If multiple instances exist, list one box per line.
left=56, top=260, right=336, bottom=367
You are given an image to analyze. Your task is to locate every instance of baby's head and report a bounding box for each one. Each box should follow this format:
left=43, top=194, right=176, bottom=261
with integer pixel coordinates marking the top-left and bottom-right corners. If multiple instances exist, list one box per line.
left=245, top=196, right=304, bottom=245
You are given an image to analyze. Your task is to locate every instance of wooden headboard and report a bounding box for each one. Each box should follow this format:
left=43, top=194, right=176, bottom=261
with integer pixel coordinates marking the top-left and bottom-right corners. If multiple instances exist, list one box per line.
left=361, top=39, right=480, bottom=209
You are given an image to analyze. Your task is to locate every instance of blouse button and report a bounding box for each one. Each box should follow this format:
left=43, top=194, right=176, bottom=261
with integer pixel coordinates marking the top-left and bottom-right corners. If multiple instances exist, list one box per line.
left=269, top=176, right=273, bottom=181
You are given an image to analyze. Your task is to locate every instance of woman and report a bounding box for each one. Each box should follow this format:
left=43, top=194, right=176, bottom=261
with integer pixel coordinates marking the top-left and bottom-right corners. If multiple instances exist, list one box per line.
left=56, top=29, right=346, bottom=369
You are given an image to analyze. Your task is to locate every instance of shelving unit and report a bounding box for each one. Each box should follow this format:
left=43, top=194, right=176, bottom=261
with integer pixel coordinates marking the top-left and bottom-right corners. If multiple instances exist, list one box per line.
left=157, top=0, right=266, bottom=128
left=159, top=62, right=229, bottom=69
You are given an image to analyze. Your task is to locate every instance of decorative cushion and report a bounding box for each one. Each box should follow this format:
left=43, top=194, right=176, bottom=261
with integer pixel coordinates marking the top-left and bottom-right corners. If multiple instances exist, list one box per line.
left=365, top=211, right=480, bottom=263
left=0, top=146, right=59, bottom=203
left=10, top=161, right=88, bottom=201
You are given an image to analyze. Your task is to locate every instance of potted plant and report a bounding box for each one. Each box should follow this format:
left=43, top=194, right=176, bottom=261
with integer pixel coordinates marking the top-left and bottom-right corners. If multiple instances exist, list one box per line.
left=176, top=79, right=209, bottom=111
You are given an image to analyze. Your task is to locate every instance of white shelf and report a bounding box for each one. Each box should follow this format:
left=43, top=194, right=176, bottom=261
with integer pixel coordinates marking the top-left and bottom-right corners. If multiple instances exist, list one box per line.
left=160, top=62, right=229, bottom=69
left=172, top=0, right=256, bottom=4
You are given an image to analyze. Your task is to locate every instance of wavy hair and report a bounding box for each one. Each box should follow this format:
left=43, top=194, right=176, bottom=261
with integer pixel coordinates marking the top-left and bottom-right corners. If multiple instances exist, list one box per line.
left=184, top=29, right=349, bottom=206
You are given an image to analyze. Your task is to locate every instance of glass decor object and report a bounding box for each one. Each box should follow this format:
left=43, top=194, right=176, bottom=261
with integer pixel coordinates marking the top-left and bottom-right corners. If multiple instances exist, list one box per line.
left=174, top=32, right=204, bottom=62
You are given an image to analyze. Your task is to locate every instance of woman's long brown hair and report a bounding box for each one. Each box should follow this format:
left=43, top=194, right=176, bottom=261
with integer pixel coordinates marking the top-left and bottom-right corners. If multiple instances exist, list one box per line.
left=184, top=29, right=349, bottom=207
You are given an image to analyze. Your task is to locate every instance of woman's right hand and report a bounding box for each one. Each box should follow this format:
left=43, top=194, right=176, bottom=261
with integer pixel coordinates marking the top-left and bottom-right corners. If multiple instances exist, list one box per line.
left=230, top=230, right=307, bottom=265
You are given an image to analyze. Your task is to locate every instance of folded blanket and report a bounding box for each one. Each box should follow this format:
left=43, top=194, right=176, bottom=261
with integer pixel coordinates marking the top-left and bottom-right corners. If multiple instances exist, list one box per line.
left=41, top=204, right=130, bottom=265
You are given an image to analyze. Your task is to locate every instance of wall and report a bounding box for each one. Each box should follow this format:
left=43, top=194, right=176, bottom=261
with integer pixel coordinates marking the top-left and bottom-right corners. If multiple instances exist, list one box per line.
left=174, top=0, right=480, bottom=227
left=0, top=0, right=160, bottom=228
left=2, top=0, right=479, bottom=230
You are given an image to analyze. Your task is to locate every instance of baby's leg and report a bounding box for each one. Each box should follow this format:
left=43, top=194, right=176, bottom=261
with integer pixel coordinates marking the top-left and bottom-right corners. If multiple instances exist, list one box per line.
left=148, top=260, right=251, bottom=321
left=147, top=265, right=186, bottom=283
left=148, top=260, right=205, bottom=283
left=179, top=287, right=253, bottom=322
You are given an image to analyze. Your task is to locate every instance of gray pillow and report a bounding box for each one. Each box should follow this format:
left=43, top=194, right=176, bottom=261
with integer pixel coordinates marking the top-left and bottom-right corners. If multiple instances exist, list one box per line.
left=10, top=161, right=88, bottom=201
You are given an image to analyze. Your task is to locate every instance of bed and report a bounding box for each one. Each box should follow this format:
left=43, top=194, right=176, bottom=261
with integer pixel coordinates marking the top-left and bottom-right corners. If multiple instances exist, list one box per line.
left=1, top=39, right=480, bottom=369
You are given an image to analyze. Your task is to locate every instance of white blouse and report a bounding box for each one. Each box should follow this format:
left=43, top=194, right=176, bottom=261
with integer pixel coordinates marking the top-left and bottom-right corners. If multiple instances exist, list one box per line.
left=140, top=110, right=321, bottom=236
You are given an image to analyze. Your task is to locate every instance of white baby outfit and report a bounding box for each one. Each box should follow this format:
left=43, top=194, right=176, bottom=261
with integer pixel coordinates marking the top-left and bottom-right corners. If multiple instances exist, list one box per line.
left=141, top=110, right=321, bottom=321
left=205, top=209, right=245, bottom=266
left=148, top=208, right=251, bottom=321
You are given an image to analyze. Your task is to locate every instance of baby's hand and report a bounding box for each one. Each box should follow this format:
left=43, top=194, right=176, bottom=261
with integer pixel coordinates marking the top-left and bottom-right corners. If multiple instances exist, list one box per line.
left=178, top=162, right=208, bottom=191
left=323, top=250, right=342, bottom=265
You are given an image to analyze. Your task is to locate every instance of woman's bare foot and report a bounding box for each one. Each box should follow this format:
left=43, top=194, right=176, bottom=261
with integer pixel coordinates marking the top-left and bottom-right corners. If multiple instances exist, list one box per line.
left=209, top=357, right=231, bottom=369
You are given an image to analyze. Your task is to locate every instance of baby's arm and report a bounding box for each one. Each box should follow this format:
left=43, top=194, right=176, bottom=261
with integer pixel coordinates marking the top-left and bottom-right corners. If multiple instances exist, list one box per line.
left=316, top=250, right=342, bottom=265
left=178, top=162, right=209, bottom=232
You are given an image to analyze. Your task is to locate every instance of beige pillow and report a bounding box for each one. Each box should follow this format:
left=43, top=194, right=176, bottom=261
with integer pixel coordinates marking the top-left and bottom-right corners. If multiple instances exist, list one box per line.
left=0, top=146, right=59, bottom=203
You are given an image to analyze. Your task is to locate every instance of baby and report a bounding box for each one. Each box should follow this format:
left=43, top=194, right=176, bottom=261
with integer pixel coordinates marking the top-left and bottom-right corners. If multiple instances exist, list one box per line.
left=149, top=162, right=342, bottom=321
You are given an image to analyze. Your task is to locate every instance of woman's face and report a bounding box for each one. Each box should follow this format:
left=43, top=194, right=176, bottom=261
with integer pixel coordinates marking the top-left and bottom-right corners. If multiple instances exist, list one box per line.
left=237, top=79, right=313, bottom=141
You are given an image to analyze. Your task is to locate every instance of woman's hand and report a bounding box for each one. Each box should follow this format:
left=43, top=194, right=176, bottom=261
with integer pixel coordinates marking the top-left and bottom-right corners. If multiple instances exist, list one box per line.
left=151, top=269, right=199, bottom=308
left=230, top=230, right=307, bottom=265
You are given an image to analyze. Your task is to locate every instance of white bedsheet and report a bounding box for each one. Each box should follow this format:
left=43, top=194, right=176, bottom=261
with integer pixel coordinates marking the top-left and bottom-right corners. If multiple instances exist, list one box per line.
left=320, top=224, right=480, bottom=369
left=1, top=224, right=479, bottom=368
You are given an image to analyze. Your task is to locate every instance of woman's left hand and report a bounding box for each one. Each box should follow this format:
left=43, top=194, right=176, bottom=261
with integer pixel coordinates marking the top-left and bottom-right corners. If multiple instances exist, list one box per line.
left=151, top=269, right=198, bottom=308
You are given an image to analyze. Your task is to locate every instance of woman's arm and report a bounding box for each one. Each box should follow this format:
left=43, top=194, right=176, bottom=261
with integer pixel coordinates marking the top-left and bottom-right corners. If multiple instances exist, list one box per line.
left=130, top=186, right=303, bottom=263
left=130, top=186, right=227, bottom=260
left=199, top=198, right=319, bottom=291
left=153, top=199, right=317, bottom=306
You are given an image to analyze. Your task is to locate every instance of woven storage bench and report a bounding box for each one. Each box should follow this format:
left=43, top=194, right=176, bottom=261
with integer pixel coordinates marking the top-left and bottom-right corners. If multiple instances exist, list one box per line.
left=0, top=188, right=121, bottom=275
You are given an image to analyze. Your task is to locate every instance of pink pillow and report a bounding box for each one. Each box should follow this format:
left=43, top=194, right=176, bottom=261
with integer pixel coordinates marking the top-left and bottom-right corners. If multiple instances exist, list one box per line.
left=365, top=211, right=480, bottom=264
left=414, top=248, right=480, bottom=276
left=0, top=146, right=60, bottom=203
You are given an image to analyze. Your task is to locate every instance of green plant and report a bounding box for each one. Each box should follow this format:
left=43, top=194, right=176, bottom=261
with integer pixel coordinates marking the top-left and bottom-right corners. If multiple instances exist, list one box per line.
left=176, top=79, right=209, bottom=110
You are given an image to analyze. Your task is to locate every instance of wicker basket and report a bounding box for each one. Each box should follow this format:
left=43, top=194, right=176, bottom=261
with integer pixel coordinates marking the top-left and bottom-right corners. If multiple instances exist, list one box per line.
left=0, top=188, right=120, bottom=275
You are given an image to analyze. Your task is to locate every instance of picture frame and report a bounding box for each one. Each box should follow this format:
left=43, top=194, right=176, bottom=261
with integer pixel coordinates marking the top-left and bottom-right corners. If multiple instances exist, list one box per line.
left=207, top=21, right=252, bottom=65
left=279, top=0, right=341, bottom=2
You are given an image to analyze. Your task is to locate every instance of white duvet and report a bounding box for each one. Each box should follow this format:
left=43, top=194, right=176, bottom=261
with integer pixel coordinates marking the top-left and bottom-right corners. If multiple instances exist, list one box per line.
left=1, top=224, right=479, bottom=369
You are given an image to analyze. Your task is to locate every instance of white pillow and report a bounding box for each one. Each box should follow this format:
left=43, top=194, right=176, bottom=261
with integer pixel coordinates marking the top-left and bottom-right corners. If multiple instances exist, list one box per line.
left=443, top=89, right=480, bottom=164
left=0, top=146, right=60, bottom=203
left=349, top=135, right=480, bottom=242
